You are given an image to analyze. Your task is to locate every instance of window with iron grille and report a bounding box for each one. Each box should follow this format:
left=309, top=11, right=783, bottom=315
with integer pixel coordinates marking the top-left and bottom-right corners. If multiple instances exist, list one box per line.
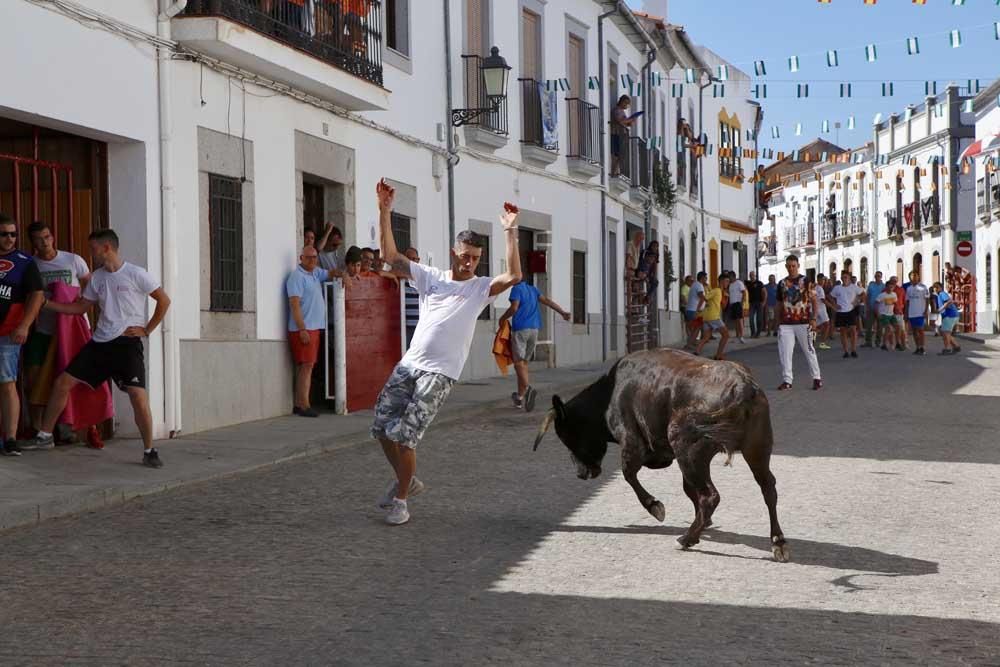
left=209, top=174, right=243, bottom=312
left=572, top=250, right=587, bottom=324
left=475, top=232, right=492, bottom=320
left=391, top=213, right=412, bottom=254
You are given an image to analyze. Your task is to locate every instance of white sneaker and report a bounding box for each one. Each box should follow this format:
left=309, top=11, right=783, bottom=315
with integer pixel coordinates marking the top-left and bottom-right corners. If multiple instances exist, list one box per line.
left=385, top=499, right=410, bottom=525
left=739, top=337, right=746, bottom=344
left=376, top=477, right=426, bottom=510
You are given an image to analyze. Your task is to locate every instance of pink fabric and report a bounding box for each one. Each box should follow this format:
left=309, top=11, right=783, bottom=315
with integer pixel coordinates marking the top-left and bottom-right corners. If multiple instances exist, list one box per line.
left=51, top=282, right=114, bottom=429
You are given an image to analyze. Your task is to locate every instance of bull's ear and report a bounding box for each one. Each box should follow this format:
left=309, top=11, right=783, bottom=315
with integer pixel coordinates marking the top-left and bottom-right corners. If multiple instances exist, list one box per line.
left=552, top=395, right=567, bottom=421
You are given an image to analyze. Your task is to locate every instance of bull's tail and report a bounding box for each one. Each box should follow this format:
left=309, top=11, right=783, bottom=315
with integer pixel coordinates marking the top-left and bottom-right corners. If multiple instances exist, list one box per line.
left=672, top=384, right=766, bottom=465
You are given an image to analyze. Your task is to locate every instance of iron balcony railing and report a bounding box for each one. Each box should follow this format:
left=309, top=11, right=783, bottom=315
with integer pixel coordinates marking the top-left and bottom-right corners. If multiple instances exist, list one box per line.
left=614, top=126, right=632, bottom=181
left=821, top=213, right=837, bottom=242
left=629, top=136, right=651, bottom=190
left=847, top=207, right=868, bottom=236
left=566, top=98, right=600, bottom=164
left=785, top=224, right=813, bottom=249
left=462, top=54, right=509, bottom=136
left=977, top=176, right=988, bottom=216
left=181, top=0, right=383, bottom=86
left=518, top=78, right=557, bottom=151
left=761, top=235, right=777, bottom=257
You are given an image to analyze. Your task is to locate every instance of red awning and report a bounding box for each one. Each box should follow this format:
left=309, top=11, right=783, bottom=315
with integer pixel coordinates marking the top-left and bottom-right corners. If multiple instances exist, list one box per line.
left=961, top=134, right=1000, bottom=161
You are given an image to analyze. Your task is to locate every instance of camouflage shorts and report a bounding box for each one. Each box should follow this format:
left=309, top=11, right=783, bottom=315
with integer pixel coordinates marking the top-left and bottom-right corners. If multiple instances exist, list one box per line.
left=371, top=363, right=455, bottom=449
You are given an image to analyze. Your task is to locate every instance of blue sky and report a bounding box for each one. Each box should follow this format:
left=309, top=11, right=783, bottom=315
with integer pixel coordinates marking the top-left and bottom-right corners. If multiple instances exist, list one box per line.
left=625, top=0, right=1000, bottom=159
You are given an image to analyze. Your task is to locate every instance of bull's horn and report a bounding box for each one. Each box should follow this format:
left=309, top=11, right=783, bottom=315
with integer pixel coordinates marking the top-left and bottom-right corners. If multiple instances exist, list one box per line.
left=533, top=410, right=555, bottom=451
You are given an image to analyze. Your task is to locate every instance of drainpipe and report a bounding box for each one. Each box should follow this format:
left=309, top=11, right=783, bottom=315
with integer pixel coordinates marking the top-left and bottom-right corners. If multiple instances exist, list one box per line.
left=640, top=48, right=656, bottom=242
left=157, top=0, right=186, bottom=438
left=443, top=0, right=457, bottom=247
left=698, top=75, right=712, bottom=271
left=597, top=7, right=616, bottom=362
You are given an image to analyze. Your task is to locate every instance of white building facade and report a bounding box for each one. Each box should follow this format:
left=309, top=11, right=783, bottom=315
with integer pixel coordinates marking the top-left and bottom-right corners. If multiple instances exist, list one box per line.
left=972, top=80, right=1000, bottom=334
left=2, top=0, right=760, bottom=436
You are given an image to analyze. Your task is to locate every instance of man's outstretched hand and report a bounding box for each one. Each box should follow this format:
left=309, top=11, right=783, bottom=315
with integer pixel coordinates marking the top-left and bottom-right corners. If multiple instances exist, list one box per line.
left=377, top=178, right=395, bottom=210
left=500, top=202, right=519, bottom=231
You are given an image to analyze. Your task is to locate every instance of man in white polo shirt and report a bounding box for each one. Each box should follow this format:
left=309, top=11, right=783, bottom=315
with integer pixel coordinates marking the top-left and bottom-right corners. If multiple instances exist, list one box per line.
left=905, top=270, right=931, bottom=356
left=370, top=179, right=522, bottom=526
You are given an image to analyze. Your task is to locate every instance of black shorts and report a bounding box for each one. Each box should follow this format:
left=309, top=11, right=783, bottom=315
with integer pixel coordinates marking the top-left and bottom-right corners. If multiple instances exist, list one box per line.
left=66, top=336, right=146, bottom=391
left=835, top=311, right=857, bottom=328
left=727, top=303, right=743, bottom=321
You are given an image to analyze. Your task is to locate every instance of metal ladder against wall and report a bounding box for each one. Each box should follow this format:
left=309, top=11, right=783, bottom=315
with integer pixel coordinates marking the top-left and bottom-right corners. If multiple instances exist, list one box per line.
left=626, top=276, right=654, bottom=353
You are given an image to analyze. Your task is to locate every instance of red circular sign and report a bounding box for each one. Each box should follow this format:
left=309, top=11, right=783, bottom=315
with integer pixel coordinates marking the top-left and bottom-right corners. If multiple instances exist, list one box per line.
left=957, top=241, right=974, bottom=257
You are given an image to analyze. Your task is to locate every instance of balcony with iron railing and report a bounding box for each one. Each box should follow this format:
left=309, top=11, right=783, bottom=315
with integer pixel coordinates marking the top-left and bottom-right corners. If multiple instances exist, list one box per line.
left=565, top=98, right=601, bottom=178
left=785, top=224, right=815, bottom=250
left=176, top=0, right=387, bottom=110
left=518, top=78, right=558, bottom=165
left=760, top=235, right=778, bottom=257
left=460, top=54, right=509, bottom=146
left=629, top=136, right=652, bottom=197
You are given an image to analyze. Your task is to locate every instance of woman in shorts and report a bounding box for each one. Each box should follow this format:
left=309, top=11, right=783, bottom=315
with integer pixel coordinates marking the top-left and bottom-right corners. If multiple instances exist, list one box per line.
left=813, top=275, right=832, bottom=349
left=933, top=282, right=961, bottom=355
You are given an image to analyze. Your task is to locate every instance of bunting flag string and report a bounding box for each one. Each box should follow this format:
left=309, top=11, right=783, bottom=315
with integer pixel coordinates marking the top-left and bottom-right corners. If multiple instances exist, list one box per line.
left=587, top=76, right=601, bottom=90
left=545, top=78, right=570, bottom=92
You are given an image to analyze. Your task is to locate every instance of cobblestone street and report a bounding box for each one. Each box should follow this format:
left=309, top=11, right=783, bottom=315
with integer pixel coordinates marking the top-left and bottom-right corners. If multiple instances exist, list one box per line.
left=1, top=340, right=999, bottom=666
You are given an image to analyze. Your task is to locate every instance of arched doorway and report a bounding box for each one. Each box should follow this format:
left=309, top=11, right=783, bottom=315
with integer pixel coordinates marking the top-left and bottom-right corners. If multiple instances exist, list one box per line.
left=913, top=252, right=923, bottom=281
left=860, top=257, right=869, bottom=285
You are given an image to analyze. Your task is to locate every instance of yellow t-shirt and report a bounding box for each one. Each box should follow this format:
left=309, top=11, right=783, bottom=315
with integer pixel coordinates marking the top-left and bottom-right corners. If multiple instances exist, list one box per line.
left=702, top=287, right=723, bottom=321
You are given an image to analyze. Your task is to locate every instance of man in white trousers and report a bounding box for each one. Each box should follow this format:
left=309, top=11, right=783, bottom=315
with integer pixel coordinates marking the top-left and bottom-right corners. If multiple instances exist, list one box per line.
left=776, top=254, right=822, bottom=391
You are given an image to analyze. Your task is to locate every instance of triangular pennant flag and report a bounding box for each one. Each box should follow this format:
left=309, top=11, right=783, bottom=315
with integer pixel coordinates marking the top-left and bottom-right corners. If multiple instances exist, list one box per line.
left=925, top=81, right=937, bottom=96
left=822, top=120, right=830, bottom=133
left=848, top=115, right=856, bottom=130
left=753, top=84, right=767, bottom=99
left=621, top=74, right=632, bottom=90
left=717, top=65, right=729, bottom=81
left=826, top=50, right=839, bottom=67
left=795, top=123, right=802, bottom=136
left=963, top=99, right=974, bottom=113
left=788, top=56, right=800, bottom=72
left=587, top=76, right=600, bottom=90
left=995, top=22, right=1000, bottom=40
left=950, top=29, right=962, bottom=49
left=771, top=126, right=780, bottom=139
left=713, top=84, right=725, bottom=98
left=671, top=83, right=684, bottom=98
left=907, top=37, right=920, bottom=55
left=754, top=61, right=767, bottom=77
left=882, top=82, right=894, bottom=97
left=685, top=68, right=696, bottom=84
left=797, top=84, right=809, bottom=98
left=967, top=79, right=981, bottom=94
left=840, top=83, right=852, bottom=98
left=953, top=0, right=966, bottom=5
left=792, top=150, right=801, bottom=162
left=865, top=44, right=878, bottom=62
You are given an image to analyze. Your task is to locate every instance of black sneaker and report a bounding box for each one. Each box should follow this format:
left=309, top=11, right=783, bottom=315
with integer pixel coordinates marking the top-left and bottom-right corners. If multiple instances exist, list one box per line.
left=813, top=379, right=823, bottom=391
left=293, top=407, right=319, bottom=418
left=881, top=345, right=889, bottom=351
left=523, top=386, right=538, bottom=413
left=1, top=439, right=22, bottom=457
left=511, top=392, right=524, bottom=409
left=843, top=352, right=850, bottom=359
left=20, top=433, right=54, bottom=451
left=850, top=351, right=858, bottom=358
left=142, top=449, right=164, bottom=469
left=915, top=348, right=926, bottom=356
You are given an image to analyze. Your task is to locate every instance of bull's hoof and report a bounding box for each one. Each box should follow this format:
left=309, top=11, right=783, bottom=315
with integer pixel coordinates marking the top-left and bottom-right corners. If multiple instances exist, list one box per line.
left=675, top=534, right=699, bottom=550
left=772, top=537, right=791, bottom=563
left=648, top=500, right=666, bottom=522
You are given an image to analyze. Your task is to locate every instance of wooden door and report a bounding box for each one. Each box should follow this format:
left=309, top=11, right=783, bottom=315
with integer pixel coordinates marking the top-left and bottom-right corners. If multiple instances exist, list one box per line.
left=466, top=0, right=486, bottom=56
left=521, top=9, right=541, bottom=81
left=567, top=34, right=584, bottom=97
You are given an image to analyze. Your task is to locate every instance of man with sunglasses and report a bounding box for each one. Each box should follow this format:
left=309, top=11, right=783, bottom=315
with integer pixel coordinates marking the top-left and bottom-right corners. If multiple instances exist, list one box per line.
left=0, top=214, right=45, bottom=457
left=371, top=179, right=522, bottom=526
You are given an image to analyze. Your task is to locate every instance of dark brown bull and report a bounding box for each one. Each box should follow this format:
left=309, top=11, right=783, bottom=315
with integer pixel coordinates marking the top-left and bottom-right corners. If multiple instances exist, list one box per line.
left=533, top=349, right=790, bottom=562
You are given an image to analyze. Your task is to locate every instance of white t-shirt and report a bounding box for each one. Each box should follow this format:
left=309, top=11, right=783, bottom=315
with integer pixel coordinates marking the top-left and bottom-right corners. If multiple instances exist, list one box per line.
left=319, top=249, right=345, bottom=272
left=82, top=262, right=160, bottom=343
left=876, top=292, right=897, bottom=317
left=728, top=279, right=746, bottom=305
left=33, top=251, right=91, bottom=334
left=402, top=262, right=495, bottom=380
left=906, top=283, right=930, bottom=318
left=687, top=281, right=705, bottom=312
left=814, top=286, right=829, bottom=323
left=830, top=283, right=864, bottom=313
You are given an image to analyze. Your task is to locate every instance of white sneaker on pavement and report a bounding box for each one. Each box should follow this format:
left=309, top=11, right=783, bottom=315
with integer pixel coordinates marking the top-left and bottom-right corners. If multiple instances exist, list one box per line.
left=739, top=337, right=746, bottom=344
left=377, top=477, right=426, bottom=510
left=385, top=499, right=410, bottom=525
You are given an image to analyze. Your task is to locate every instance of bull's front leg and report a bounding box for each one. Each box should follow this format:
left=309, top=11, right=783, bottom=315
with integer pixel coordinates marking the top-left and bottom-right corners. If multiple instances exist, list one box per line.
left=622, top=446, right=665, bottom=522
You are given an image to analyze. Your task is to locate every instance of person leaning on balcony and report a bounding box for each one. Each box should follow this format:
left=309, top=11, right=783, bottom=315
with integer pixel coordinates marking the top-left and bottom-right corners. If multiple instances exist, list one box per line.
left=610, top=95, right=637, bottom=178
left=286, top=245, right=342, bottom=418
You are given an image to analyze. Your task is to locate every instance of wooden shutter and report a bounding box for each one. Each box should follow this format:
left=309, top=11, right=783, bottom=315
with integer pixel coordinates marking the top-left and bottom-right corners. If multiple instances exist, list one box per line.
left=567, top=34, right=584, bottom=96
left=521, top=10, right=541, bottom=81
left=467, top=0, right=485, bottom=56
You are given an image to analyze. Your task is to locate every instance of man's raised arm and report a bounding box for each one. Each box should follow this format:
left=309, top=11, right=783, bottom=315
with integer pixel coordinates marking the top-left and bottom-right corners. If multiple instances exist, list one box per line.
left=489, top=203, right=522, bottom=297
left=376, top=178, right=411, bottom=279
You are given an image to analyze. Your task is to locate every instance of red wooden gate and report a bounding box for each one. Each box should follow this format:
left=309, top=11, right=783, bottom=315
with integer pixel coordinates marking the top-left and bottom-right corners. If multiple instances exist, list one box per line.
left=343, top=276, right=402, bottom=412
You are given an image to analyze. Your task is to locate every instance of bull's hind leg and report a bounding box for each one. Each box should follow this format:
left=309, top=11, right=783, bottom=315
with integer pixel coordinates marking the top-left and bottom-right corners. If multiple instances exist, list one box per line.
left=742, top=446, right=790, bottom=563
left=621, top=446, right=665, bottom=522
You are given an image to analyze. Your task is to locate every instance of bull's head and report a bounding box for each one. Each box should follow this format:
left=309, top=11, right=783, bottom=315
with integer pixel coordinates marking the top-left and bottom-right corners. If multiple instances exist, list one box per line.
left=533, top=394, right=608, bottom=480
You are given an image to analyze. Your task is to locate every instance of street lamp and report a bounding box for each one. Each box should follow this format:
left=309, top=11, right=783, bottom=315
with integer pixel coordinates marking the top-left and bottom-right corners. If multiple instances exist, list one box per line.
left=452, top=46, right=511, bottom=127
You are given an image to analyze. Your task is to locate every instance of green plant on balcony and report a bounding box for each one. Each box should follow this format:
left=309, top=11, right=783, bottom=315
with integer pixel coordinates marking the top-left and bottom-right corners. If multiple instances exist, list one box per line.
left=653, top=159, right=677, bottom=216
left=663, top=248, right=676, bottom=304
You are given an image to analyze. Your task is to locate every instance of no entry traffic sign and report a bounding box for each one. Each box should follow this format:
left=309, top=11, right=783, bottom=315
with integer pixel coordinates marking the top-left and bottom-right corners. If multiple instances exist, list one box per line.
left=957, top=240, right=974, bottom=257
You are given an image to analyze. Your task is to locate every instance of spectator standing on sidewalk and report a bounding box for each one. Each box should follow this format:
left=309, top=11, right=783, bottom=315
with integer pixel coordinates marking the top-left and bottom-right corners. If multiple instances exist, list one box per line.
left=695, top=273, right=731, bottom=360
left=25, top=229, right=171, bottom=468
left=864, top=271, right=885, bottom=348
left=765, top=274, right=778, bottom=336
left=906, top=271, right=930, bottom=356
left=813, top=275, right=832, bottom=350
left=0, top=214, right=44, bottom=457
left=933, top=282, right=961, bottom=355
left=685, top=272, right=707, bottom=348
left=499, top=280, right=570, bottom=412
left=776, top=255, right=822, bottom=391
left=286, top=245, right=341, bottom=418
left=727, top=271, right=747, bottom=344
left=747, top=272, right=765, bottom=338
left=371, top=180, right=522, bottom=526
left=875, top=283, right=898, bottom=351
left=829, top=270, right=864, bottom=359
left=892, top=278, right=908, bottom=351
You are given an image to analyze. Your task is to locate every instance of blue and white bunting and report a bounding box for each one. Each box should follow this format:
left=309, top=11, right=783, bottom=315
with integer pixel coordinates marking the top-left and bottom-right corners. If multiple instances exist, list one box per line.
left=848, top=116, right=856, bottom=130
left=874, top=112, right=883, bottom=125
left=753, top=84, right=767, bottom=99
left=950, top=29, right=962, bottom=49
left=771, top=126, right=780, bottom=139
left=925, top=81, right=937, bottom=96
left=788, top=56, right=800, bottom=73
left=907, top=37, right=920, bottom=55
left=822, top=120, right=830, bottom=133
left=882, top=82, right=894, bottom=97
left=995, top=22, right=1000, bottom=40
left=840, top=83, right=852, bottom=98
left=865, top=44, right=878, bottom=63
left=826, top=50, right=839, bottom=67
left=713, top=84, right=725, bottom=98
left=795, top=123, right=803, bottom=136
left=797, top=84, right=809, bottom=98
left=754, top=60, right=766, bottom=76
left=717, top=65, right=729, bottom=81
left=963, top=100, right=974, bottom=113
left=685, top=68, right=697, bottom=84
left=671, top=83, right=684, bottom=98
left=587, top=76, right=601, bottom=90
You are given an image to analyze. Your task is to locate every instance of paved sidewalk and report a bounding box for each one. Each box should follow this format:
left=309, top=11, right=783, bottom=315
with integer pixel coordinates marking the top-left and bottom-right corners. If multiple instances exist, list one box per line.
left=0, top=336, right=775, bottom=533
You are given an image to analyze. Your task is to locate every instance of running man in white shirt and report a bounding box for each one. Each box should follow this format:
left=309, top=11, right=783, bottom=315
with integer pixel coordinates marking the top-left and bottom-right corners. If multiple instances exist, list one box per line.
left=371, top=179, right=522, bottom=525
left=905, top=271, right=931, bottom=356
left=26, top=229, right=171, bottom=468
left=828, top=270, right=865, bottom=359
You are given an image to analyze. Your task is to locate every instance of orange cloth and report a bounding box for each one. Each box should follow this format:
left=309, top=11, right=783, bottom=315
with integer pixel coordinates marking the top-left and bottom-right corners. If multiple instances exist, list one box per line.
left=492, top=320, right=513, bottom=376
